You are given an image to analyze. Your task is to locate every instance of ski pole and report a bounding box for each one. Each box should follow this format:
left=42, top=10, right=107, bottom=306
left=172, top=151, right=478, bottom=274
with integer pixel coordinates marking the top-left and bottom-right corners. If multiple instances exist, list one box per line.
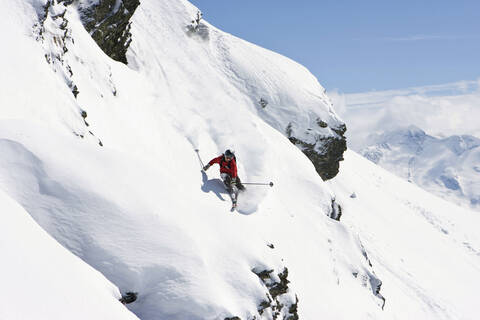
left=242, top=182, right=274, bottom=187
left=194, top=149, right=205, bottom=168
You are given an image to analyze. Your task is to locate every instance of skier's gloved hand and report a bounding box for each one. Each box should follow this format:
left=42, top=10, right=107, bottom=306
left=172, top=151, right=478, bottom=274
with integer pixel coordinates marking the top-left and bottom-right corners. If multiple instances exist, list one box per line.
left=231, top=177, right=237, bottom=184
left=203, top=164, right=210, bottom=171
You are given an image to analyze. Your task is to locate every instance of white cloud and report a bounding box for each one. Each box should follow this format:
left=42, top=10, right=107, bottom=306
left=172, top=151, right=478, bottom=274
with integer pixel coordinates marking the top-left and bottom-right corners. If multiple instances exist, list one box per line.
left=330, top=79, right=480, bottom=149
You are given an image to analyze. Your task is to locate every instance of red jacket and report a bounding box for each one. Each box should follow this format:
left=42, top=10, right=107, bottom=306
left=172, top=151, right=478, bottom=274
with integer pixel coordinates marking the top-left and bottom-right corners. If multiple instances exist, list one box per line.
left=208, top=155, right=237, bottom=178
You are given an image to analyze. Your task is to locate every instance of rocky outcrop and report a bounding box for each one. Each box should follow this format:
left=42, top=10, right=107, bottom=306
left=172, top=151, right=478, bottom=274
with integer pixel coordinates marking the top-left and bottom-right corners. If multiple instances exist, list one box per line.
left=287, top=122, right=347, bottom=181
left=34, top=0, right=76, bottom=97
left=119, top=291, right=138, bottom=304
left=78, top=0, right=140, bottom=64
left=329, top=198, right=342, bottom=221
left=33, top=1, right=105, bottom=146
left=252, top=267, right=299, bottom=320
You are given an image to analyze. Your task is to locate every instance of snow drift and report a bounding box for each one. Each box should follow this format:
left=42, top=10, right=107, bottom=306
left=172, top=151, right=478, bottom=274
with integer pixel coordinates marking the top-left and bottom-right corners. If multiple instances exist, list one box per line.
left=0, top=186, right=138, bottom=320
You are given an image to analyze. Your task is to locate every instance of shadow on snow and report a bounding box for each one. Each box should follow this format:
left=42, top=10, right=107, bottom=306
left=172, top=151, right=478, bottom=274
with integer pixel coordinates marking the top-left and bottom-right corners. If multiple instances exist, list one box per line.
left=200, top=171, right=256, bottom=215
left=201, top=170, right=229, bottom=202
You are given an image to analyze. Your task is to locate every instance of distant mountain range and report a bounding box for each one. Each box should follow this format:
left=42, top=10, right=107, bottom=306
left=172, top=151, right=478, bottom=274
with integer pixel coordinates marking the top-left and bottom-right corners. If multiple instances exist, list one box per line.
left=361, top=125, right=480, bottom=211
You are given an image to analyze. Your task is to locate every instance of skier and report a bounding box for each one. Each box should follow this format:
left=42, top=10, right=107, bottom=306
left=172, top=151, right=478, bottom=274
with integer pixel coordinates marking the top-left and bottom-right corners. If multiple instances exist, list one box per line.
left=203, top=149, right=245, bottom=208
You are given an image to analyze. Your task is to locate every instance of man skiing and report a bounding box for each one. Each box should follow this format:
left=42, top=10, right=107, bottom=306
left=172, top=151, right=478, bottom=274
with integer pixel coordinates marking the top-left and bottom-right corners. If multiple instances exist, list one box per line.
left=203, top=149, right=245, bottom=208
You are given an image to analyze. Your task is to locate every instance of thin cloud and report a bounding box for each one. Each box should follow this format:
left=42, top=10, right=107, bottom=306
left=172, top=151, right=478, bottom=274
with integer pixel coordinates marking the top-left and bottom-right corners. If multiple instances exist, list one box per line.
left=330, top=79, right=480, bottom=149
left=383, top=34, right=479, bottom=41
left=339, top=79, right=480, bottom=109
left=354, top=34, right=480, bottom=42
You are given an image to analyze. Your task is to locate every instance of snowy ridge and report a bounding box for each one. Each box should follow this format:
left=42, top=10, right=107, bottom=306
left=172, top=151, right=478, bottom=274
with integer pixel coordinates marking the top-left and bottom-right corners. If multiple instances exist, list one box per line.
left=1, top=0, right=479, bottom=319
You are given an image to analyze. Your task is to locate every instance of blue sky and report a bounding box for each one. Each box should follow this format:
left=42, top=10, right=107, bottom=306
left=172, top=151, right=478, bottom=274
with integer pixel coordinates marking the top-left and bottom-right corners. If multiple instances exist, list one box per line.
left=188, top=1, right=480, bottom=93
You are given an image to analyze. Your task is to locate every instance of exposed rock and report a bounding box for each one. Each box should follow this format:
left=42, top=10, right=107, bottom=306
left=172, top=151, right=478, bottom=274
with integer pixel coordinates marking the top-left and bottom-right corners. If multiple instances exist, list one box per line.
left=33, top=2, right=104, bottom=145
left=260, top=98, right=268, bottom=108
left=34, top=1, right=92, bottom=106
left=119, top=291, right=138, bottom=304
left=329, top=198, right=342, bottom=221
left=80, top=110, right=89, bottom=126
left=252, top=267, right=299, bottom=320
left=316, top=118, right=328, bottom=128
left=78, top=0, right=140, bottom=64
left=187, top=10, right=202, bottom=32
left=71, top=84, right=79, bottom=98
left=287, top=122, right=346, bottom=181
left=286, top=296, right=299, bottom=320
left=255, top=269, right=274, bottom=281
left=268, top=268, right=289, bottom=299
left=185, top=10, right=209, bottom=41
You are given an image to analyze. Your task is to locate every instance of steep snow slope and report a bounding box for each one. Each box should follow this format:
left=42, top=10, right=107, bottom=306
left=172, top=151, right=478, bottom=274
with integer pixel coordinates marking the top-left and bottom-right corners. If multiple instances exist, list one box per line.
left=0, top=187, right=139, bottom=320
left=361, top=126, right=480, bottom=211
left=329, top=150, right=480, bottom=320
left=0, top=1, right=376, bottom=319
left=1, top=0, right=479, bottom=320
left=0, top=119, right=381, bottom=320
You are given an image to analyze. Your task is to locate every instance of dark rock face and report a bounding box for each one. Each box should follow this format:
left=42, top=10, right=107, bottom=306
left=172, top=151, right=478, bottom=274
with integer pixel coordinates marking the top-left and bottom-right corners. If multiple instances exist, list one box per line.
left=78, top=0, right=140, bottom=64
left=287, top=123, right=347, bottom=181
left=252, top=267, right=299, bottom=320
left=119, top=291, right=138, bottom=304
left=329, top=198, right=342, bottom=221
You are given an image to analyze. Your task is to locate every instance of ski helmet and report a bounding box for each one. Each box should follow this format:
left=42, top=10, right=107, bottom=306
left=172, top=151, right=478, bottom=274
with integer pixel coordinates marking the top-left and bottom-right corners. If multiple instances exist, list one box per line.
left=225, top=149, right=234, bottom=159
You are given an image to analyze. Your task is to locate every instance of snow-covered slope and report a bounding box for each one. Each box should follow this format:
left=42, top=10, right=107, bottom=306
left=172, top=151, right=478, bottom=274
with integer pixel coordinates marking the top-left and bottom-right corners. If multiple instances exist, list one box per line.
left=361, top=126, right=480, bottom=211
left=0, top=187, right=138, bottom=320
left=0, top=1, right=370, bottom=319
left=329, top=150, right=480, bottom=320
left=1, top=0, right=479, bottom=319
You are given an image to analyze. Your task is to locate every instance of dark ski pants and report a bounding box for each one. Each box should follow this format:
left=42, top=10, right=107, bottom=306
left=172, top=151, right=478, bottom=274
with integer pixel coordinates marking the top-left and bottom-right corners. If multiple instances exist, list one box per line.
left=220, top=173, right=245, bottom=192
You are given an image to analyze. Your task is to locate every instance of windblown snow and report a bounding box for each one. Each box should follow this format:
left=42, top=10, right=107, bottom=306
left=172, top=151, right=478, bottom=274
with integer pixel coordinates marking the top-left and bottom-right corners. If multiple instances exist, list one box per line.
left=1, top=1, right=479, bottom=320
